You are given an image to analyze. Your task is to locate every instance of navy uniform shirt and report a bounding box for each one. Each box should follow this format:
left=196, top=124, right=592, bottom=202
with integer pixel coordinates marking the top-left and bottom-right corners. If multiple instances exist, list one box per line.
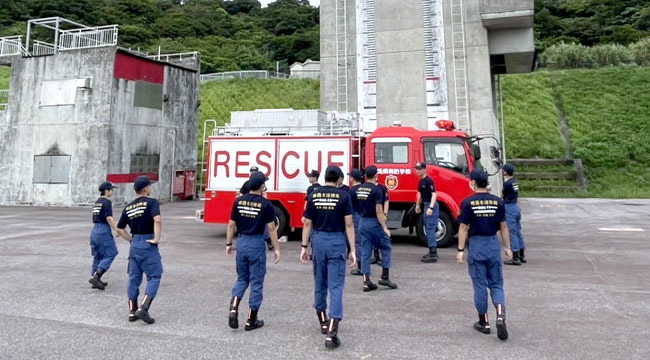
left=92, top=197, right=113, bottom=224
left=230, top=194, right=275, bottom=235
left=304, top=186, right=353, bottom=233
left=458, top=193, right=505, bottom=237
left=305, top=183, right=321, bottom=199
left=377, top=183, right=389, bottom=204
left=502, top=178, right=519, bottom=204
left=356, top=183, right=383, bottom=218
left=339, top=184, right=350, bottom=192
left=239, top=180, right=251, bottom=195
left=349, top=184, right=361, bottom=213
left=418, top=176, right=436, bottom=205
left=117, top=197, right=161, bottom=235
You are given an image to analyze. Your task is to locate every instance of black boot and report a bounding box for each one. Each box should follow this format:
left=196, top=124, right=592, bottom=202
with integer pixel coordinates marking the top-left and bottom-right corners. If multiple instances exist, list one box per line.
left=519, top=249, right=527, bottom=263
left=128, top=298, right=139, bottom=322
left=229, top=296, right=240, bottom=329
left=317, top=310, right=329, bottom=334
left=135, top=295, right=155, bottom=324
left=504, top=251, right=521, bottom=266
left=362, top=275, right=377, bottom=292
left=421, top=247, right=439, bottom=263
left=473, top=313, right=491, bottom=334
left=89, top=268, right=106, bottom=290
left=350, top=262, right=362, bottom=276
left=324, top=318, right=341, bottom=349
left=496, top=304, right=508, bottom=341
left=245, top=309, right=264, bottom=331
left=378, top=268, right=398, bottom=289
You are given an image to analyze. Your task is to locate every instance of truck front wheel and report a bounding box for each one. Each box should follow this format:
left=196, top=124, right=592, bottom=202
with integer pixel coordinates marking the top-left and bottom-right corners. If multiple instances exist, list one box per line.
left=273, top=205, right=288, bottom=238
left=416, top=210, right=455, bottom=248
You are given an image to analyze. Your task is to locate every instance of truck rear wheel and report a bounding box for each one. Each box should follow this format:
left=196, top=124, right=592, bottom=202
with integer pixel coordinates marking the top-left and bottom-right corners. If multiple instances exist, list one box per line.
left=273, top=205, right=288, bottom=238
left=416, top=209, right=455, bottom=248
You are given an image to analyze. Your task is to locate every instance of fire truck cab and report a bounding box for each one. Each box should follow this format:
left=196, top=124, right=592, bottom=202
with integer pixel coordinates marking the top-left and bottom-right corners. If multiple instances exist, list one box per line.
left=199, top=114, right=484, bottom=247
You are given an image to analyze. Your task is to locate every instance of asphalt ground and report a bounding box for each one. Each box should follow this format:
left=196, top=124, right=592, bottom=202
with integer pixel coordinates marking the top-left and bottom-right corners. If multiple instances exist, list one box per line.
left=1, top=198, right=649, bottom=359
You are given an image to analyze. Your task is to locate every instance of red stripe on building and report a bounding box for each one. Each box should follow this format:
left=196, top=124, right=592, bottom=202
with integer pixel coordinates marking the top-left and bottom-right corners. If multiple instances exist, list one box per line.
left=113, top=52, right=164, bottom=84
left=106, top=173, right=160, bottom=184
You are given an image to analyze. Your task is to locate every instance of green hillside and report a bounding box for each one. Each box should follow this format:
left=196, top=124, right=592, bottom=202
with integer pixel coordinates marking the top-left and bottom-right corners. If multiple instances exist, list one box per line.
left=0, top=66, right=9, bottom=89
left=502, top=67, right=650, bottom=198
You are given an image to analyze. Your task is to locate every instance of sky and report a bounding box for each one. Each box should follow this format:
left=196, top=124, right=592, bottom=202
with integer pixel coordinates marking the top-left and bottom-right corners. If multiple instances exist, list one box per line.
left=259, top=0, right=320, bottom=7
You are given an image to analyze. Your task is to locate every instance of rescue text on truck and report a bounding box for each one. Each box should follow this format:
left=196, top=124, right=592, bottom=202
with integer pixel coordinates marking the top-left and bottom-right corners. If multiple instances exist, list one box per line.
left=199, top=119, right=488, bottom=247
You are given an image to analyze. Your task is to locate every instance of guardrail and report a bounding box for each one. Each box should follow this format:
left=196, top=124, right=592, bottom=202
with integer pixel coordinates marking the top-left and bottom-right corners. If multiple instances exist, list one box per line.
left=200, top=70, right=290, bottom=83
left=0, top=36, right=24, bottom=57
left=32, top=40, right=56, bottom=56
left=58, top=25, right=118, bottom=51
left=148, top=51, right=198, bottom=63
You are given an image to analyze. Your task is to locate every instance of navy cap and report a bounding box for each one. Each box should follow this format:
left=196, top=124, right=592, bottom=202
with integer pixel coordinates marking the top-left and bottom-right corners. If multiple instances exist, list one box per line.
left=249, top=171, right=268, bottom=191
left=469, top=169, right=489, bottom=185
left=365, top=165, right=378, bottom=177
left=250, top=166, right=259, bottom=173
left=308, top=169, right=320, bottom=179
left=502, top=163, right=515, bottom=176
left=414, top=162, right=427, bottom=170
left=325, top=165, right=341, bottom=181
left=99, top=181, right=116, bottom=192
left=348, top=169, right=363, bottom=181
left=133, top=176, right=152, bottom=192
left=336, top=167, right=344, bottom=179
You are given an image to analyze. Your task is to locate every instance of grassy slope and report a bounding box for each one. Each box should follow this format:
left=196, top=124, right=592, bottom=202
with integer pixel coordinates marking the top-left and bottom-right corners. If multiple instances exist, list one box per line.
left=503, top=67, right=650, bottom=198
left=0, top=66, right=9, bottom=89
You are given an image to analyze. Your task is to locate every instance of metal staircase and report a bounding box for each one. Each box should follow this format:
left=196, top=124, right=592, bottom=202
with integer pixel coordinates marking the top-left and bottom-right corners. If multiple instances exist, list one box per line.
left=335, top=0, right=349, bottom=112
left=449, top=0, right=470, bottom=132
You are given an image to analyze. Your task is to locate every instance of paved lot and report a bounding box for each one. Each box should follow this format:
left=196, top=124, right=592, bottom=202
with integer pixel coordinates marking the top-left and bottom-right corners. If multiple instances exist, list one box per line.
left=0, top=198, right=649, bottom=359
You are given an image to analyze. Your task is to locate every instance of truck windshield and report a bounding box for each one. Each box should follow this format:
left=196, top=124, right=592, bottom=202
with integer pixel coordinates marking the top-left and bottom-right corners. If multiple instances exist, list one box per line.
left=423, top=140, right=469, bottom=175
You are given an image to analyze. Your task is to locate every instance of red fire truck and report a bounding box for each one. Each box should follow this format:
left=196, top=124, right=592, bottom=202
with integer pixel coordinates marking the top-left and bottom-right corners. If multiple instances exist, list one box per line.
left=198, top=117, right=485, bottom=247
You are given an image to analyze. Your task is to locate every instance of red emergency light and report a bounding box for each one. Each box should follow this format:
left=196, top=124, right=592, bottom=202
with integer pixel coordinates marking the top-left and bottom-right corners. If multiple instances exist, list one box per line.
left=435, top=120, right=455, bottom=131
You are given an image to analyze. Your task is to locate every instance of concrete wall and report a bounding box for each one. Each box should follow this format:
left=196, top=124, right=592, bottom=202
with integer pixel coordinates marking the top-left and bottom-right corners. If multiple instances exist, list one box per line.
left=0, top=47, right=199, bottom=205
left=0, top=47, right=115, bottom=205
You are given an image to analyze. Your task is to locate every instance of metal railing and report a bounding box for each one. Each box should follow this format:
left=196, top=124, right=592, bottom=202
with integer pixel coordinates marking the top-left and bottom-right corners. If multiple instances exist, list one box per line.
left=148, top=51, right=198, bottom=63
left=58, top=25, right=118, bottom=51
left=32, top=40, right=56, bottom=56
left=0, top=36, right=25, bottom=57
left=200, top=70, right=289, bottom=83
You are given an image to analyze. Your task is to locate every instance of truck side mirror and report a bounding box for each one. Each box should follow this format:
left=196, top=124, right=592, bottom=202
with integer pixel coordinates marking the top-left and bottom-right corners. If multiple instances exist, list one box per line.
left=489, top=146, right=502, bottom=168
left=472, top=144, right=481, bottom=161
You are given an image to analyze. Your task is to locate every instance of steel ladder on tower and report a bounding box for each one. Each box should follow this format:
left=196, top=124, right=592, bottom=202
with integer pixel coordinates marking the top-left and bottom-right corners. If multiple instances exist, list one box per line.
left=449, top=0, right=470, bottom=132
left=335, top=0, right=349, bottom=112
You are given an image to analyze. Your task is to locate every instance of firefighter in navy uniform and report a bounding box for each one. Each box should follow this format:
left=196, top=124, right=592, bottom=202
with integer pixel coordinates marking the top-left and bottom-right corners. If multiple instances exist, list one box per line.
left=301, top=166, right=356, bottom=349
left=456, top=169, right=513, bottom=341
left=116, top=176, right=163, bottom=324
left=227, top=171, right=281, bottom=331
left=357, top=166, right=397, bottom=291
left=88, top=182, right=120, bottom=290
left=336, top=168, right=350, bottom=192
left=371, top=182, right=389, bottom=265
left=306, top=169, right=321, bottom=197
left=348, top=169, right=364, bottom=276
left=502, top=163, right=526, bottom=265
left=414, top=162, right=439, bottom=263
left=238, top=166, right=274, bottom=251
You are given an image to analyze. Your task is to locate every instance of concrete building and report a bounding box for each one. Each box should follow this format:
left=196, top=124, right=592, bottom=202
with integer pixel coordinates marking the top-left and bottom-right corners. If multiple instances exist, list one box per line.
left=290, top=59, right=321, bottom=79
left=320, top=0, right=534, bottom=177
left=0, top=18, right=200, bottom=205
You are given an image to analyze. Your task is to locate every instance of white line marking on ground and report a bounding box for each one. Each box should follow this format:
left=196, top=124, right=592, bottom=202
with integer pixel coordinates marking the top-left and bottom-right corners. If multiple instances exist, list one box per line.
left=597, top=227, right=644, bottom=232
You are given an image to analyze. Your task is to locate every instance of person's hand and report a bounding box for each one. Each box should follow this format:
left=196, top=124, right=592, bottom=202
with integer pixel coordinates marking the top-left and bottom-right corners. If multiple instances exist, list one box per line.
left=504, top=248, right=513, bottom=261
left=415, top=206, right=421, bottom=215
left=273, top=249, right=281, bottom=264
left=383, top=226, right=391, bottom=237
left=300, top=247, right=310, bottom=264
left=348, top=251, right=357, bottom=267
left=146, top=238, right=159, bottom=245
left=226, top=245, right=234, bottom=257
left=426, top=208, right=433, bottom=216
left=456, top=251, right=464, bottom=264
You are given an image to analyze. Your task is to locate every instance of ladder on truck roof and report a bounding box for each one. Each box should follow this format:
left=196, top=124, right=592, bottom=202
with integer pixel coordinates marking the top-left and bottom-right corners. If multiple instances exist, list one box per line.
left=450, top=0, right=471, bottom=133
left=336, top=0, right=349, bottom=112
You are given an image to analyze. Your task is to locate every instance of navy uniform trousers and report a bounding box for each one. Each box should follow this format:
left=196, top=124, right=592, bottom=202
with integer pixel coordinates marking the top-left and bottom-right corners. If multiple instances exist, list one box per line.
left=505, top=203, right=525, bottom=253
left=127, top=234, right=163, bottom=299
left=90, top=223, right=118, bottom=274
left=359, top=217, right=392, bottom=276
left=232, top=234, right=267, bottom=311
left=467, top=235, right=506, bottom=316
left=312, top=230, right=347, bottom=321
left=422, top=202, right=439, bottom=248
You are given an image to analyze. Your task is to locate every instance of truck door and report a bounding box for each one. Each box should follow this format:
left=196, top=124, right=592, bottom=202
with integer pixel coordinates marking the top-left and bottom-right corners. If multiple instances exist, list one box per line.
left=421, top=138, right=473, bottom=207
